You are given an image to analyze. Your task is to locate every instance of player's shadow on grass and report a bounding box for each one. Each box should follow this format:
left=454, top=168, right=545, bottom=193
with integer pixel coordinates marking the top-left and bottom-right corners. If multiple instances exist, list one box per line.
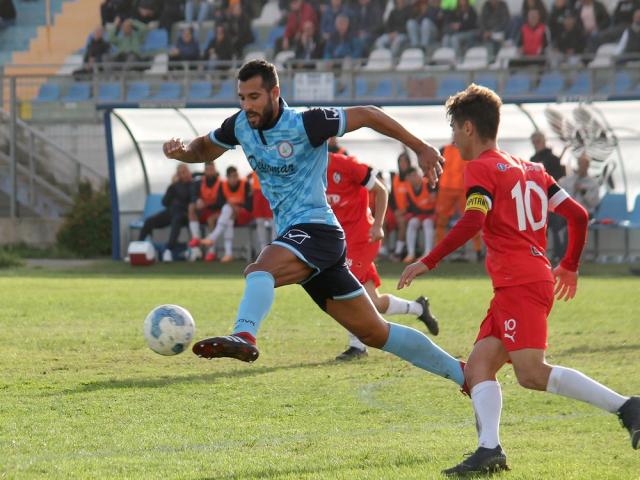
left=59, top=359, right=338, bottom=395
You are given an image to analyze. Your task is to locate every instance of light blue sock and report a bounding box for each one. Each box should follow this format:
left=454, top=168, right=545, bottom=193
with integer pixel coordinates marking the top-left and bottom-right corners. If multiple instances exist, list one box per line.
left=232, top=271, right=275, bottom=339
left=382, top=322, right=464, bottom=386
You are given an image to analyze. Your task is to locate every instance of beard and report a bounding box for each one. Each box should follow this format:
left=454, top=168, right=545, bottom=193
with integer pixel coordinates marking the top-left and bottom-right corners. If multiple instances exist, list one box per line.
left=248, top=101, right=275, bottom=130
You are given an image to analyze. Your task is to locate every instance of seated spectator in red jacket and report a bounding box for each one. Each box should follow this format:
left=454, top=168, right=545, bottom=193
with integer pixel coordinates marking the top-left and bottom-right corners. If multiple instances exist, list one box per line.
left=203, top=24, right=234, bottom=70
left=517, top=8, right=550, bottom=58
left=280, top=0, right=319, bottom=51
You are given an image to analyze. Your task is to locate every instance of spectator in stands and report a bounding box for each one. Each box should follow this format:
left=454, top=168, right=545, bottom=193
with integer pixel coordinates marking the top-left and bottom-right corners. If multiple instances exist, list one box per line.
left=199, top=166, right=253, bottom=262
left=100, top=0, right=132, bottom=26
left=74, top=26, right=111, bottom=76
left=574, top=0, right=610, bottom=51
left=560, top=153, right=600, bottom=216
left=294, top=20, right=325, bottom=65
left=406, top=0, right=444, bottom=50
left=226, top=2, right=255, bottom=57
left=435, top=143, right=483, bottom=260
left=133, top=0, right=162, bottom=23
left=479, top=0, right=511, bottom=58
left=203, top=24, right=234, bottom=69
left=187, top=161, right=222, bottom=253
left=402, top=167, right=436, bottom=263
left=139, top=163, right=193, bottom=262
left=549, top=0, right=578, bottom=43
left=351, top=0, right=384, bottom=55
left=158, top=0, right=185, bottom=32
left=553, top=11, right=585, bottom=61
left=389, top=151, right=411, bottom=260
left=108, top=17, right=148, bottom=67
left=185, top=0, right=215, bottom=23
left=615, top=7, right=640, bottom=60
left=324, top=14, right=363, bottom=60
left=374, top=0, right=410, bottom=57
left=522, top=0, right=549, bottom=24
left=530, top=132, right=566, bottom=261
left=596, top=0, right=639, bottom=47
left=515, top=8, right=550, bottom=64
left=169, top=26, right=201, bottom=68
left=0, top=0, right=16, bottom=29
left=320, top=0, right=352, bottom=41
left=280, top=0, right=318, bottom=52
left=441, top=0, right=479, bottom=58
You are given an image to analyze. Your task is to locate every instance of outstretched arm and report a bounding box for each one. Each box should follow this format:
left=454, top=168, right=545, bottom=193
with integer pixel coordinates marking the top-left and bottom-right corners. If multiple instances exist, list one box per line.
left=344, top=106, right=444, bottom=187
left=163, top=134, right=226, bottom=164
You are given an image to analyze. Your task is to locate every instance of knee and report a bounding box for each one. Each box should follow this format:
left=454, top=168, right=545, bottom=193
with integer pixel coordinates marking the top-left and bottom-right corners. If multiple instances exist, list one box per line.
left=357, top=325, right=388, bottom=349
left=514, top=368, right=548, bottom=391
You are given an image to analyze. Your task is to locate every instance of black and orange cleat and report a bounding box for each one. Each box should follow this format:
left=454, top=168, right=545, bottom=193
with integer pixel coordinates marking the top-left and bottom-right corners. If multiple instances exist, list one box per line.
left=617, top=396, right=640, bottom=449
left=192, top=335, right=259, bottom=363
left=415, top=296, right=439, bottom=336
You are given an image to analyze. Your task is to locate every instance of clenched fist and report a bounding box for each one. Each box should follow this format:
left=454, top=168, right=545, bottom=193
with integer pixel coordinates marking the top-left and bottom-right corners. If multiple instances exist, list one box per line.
left=163, top=137, right=188, bottom=161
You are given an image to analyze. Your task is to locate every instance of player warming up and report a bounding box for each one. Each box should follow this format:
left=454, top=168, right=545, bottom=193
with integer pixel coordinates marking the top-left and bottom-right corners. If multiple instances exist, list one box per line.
left=163, top=60, right=469, bottom=393
left=398, top=84, right=640, bottom=475
left=326, top=150, right=440, bottom=361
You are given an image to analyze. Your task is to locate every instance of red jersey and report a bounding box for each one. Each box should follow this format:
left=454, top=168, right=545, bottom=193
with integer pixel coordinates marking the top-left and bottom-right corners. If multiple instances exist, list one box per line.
left=326, top=153, right=375, bottom=234
left=464, top=149, right=568, bottom=288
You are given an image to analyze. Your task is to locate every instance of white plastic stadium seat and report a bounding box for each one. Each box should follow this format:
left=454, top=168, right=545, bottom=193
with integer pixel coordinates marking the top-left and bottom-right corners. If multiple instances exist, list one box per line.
left=426, top=47, right=456, bottom=70
left=362, top=48, right=393, bottom=71
left=490, top=45, right=517, bottom=69
left=457, top=46, right=489, bottom=70
left=588, top=43, right=618, bottom=68
left=252, top=1, right=281, bottom=28
left=146, top=53, right=169, bottom=74
left=396, top=48, right=424, bottom=71
left=274, top=50, right=295, bottom=69
left=57, top=54, right=84, bottom=75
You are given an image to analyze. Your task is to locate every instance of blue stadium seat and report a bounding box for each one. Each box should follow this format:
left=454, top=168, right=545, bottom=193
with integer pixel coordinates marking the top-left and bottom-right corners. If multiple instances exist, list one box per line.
left=127, top=81, right=151, bottom=101
left=594, top=193, right=628, bottom=223
left=188, top=81, right=213, bottom=100
left=355, top=77, right=369, bottom=97
left=62, top=82, right=91, bottom=102
left=142, top=28, right=169, bottom=53
left=566, top=72, right=591, bottom=95
left=34, top=83, right=61, bottom=102
left=534, top=72, right=565, bottom=96
left=628, top=195, right=640, bottom=226
left=212, top=79, right=235, bottom=99
left=279, top=81, right=291, bottom=99
left=265, top=26, right=285, bottom=51
left=151, top=82, right=182, bottom=100
left=474, top=73, right=499, bottom=92
left=504, top=73, right=531, bottom=96
left=98, top=82, right=122, bottom=102
left=436, top=74, right=467, bottom=99
left=129, top=194, right=165, bottom=230
left=612, top=71, right=633, bottom=94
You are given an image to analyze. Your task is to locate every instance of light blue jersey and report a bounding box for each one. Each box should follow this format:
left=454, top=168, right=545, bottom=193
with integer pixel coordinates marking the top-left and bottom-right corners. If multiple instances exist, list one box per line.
left=209, top=99, right=347, bottom=234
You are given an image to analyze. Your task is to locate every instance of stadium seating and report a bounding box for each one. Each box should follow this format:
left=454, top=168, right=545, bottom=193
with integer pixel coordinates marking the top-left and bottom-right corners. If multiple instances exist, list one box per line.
left=428, top=47, right=456, bottom=70
left=591, top=193, right=629, bottom=261
left=142, top=29, right=169, bottom=54
left=62, top=82, right=91, bottom=102
left=188, top=81, right=213, bottom=100
left=128, top=193, right=165, bottom=243
left=126, top=81, right=151, bottom=101
left=598, top=71, right=635, bottom=95
left=457, top=47, right=489, bottom=71
left=436, top=74, right=468, bottom=98
left=504, top=73, right=531, bottom=96
left=34, top=83, right=61, bottom=102
left=588, top=43, right=618, bottom=68
left=150, top=82, right=182, bottom=100
left=370, top=79, right=394, bottom=98
left=566, top=71, right=592, bottom=95
left=98, top=82, right=122, bottom=102
left=474, top=73, right=499, bottom=92
left=533, top=72, right=565, bottom=96
left=212, top=79, right=235, bottom=100
left=396, top=48, right=424, bottom=71
left=363, top=49, right=393, bottom=71
left=274, top=50, right=295, bottom=69
left=490, top=45, right=517, bottom=69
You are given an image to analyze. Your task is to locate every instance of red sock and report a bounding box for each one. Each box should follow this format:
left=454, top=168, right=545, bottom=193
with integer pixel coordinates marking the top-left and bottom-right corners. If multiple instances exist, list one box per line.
left=233, top=331, right=256, bottom=345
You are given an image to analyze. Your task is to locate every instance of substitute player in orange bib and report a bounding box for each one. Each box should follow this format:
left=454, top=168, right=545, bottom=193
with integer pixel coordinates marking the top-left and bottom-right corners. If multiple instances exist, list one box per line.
left=326, top=149, right=439, bottom=361
left=398, top=84, right=639, bottom=475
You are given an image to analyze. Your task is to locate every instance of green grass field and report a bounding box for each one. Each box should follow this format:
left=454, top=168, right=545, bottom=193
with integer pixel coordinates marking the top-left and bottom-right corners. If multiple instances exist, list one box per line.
left=1, top=261, right=639, bottom=479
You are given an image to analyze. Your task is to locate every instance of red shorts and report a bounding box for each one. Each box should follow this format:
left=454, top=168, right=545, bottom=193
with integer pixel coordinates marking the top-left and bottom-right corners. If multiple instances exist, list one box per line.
left=252, top=189, right=272, bottom=219
left=384, top=208, right=397, bottom=232
left=476, top=281, right=555, bottom=351
left=345, top=235, right=381, bottom=288
left=198, top=207, right=219, bottom=224
left=234, top=207, right=253, bottom=226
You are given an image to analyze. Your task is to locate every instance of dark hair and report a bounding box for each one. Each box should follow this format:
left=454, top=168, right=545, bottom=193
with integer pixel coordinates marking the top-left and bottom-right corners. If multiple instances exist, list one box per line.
left=237, top=60, right=279, bottom=91
left=445, top=83, right=502, bottom=141
left=226, top=166, right=238, bottom=176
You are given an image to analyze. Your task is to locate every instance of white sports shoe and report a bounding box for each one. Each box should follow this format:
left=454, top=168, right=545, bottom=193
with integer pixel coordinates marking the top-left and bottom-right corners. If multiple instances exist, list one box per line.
left=162, top=249, right=173, bottom=262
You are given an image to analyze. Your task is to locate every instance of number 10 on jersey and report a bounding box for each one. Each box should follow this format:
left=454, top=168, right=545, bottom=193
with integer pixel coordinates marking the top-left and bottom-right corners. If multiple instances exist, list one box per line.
left=511, top=180, right=548, bottom=232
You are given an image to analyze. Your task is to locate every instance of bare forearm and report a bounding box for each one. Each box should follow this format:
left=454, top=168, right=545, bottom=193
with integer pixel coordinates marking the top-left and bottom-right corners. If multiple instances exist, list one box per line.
left=372, top=189, right=388, bottom=228
left=179, top=137, right=210, bottom=163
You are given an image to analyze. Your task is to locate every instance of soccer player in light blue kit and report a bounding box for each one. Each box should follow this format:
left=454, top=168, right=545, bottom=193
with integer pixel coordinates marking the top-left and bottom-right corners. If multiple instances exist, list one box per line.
left=163, top=60, right=468, bottom=392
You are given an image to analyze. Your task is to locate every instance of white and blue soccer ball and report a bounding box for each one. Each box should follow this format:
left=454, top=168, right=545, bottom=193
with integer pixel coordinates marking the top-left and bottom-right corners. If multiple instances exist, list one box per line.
left=143, top=304, right=195, bottom=356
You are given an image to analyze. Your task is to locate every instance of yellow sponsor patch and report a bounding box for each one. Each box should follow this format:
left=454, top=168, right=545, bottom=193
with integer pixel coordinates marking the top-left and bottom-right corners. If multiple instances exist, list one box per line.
left=465, top=193, right=490, bottom=214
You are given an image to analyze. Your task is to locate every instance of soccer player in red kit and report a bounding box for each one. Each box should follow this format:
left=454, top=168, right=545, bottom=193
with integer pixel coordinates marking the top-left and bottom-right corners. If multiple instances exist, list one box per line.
left=399, top=84, right=639, bottom=475
left=327, top=150, right=439, bottom=360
